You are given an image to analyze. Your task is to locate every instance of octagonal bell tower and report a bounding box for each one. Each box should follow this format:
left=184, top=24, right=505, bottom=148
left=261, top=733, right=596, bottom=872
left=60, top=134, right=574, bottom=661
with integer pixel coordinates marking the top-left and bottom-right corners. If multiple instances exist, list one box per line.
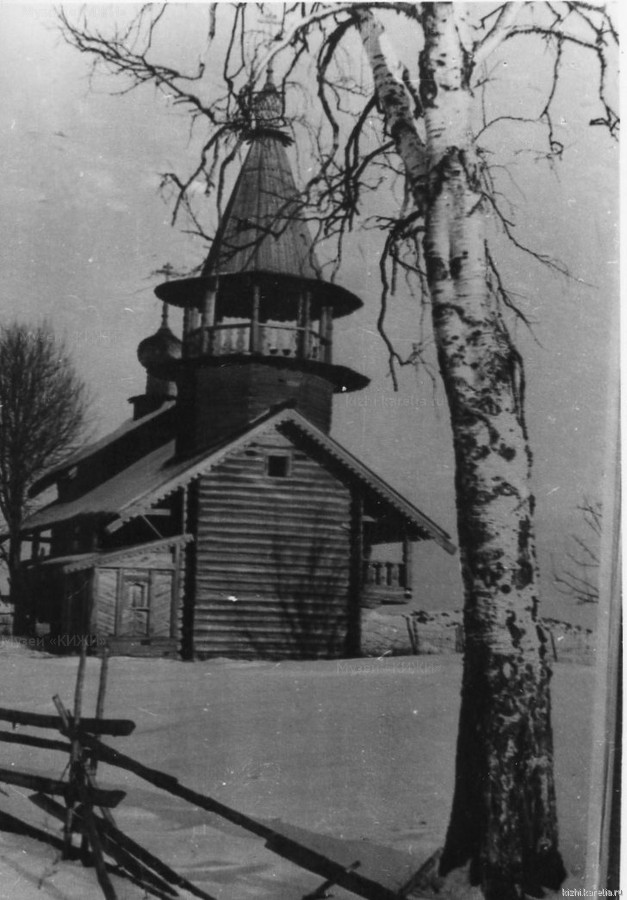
left=152, top=72, right=369, bottom=456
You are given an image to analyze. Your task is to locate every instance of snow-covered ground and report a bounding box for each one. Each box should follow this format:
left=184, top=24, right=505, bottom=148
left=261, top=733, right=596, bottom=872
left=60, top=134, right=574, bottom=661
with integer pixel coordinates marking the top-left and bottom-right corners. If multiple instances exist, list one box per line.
left=0, top=641, right=596, bottom=899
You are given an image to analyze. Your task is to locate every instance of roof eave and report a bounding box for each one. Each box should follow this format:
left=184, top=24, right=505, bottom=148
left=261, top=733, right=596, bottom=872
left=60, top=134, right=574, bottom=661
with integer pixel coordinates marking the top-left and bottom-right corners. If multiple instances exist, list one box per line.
left=155, top=273, right=363, bottom=318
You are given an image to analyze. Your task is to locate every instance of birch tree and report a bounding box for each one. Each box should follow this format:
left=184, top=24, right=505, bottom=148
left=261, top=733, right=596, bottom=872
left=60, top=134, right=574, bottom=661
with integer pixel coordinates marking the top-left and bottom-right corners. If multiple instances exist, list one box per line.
left=59, top=4, right=618, bottom=898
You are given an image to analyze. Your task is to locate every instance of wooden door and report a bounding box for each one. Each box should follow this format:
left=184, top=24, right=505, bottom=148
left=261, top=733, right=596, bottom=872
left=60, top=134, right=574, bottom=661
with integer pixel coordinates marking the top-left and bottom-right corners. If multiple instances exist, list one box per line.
left=119, top=573, right=151, bottom=637
left=118, top=569, right=173, bottom=638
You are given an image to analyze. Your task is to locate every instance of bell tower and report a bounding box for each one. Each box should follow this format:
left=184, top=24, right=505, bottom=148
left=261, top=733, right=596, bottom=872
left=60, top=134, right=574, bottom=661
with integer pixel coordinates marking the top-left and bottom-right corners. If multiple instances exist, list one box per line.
left=149, top=72, right=368, bottom=456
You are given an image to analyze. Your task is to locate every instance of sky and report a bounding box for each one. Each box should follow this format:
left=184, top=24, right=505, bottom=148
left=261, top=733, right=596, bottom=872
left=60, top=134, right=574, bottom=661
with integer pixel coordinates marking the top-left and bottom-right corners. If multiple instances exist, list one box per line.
left=0, top=3, right=619, bottom=626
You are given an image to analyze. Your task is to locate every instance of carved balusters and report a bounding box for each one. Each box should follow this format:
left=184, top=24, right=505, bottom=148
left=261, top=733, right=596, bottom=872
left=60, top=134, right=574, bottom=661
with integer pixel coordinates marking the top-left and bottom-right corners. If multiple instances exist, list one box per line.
left=201, top=285, right=216, bottom=354
left=364, top=560, right=407, bottom=591
left=235, top=326, right=247, bottom=353
left=320, top=305, right=333, bottom=364
left=250, top=285, right=261, bottom=353
left=301, top=293, right=311, bottom=359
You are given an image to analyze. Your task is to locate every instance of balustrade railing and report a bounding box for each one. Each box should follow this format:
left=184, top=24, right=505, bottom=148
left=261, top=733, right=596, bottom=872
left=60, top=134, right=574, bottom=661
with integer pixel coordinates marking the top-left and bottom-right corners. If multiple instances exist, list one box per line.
left=186, top=323, right=331, bottom=363
left=362, top=561, right=411, bottom=604
left=364, top=561, right=408, bottom=590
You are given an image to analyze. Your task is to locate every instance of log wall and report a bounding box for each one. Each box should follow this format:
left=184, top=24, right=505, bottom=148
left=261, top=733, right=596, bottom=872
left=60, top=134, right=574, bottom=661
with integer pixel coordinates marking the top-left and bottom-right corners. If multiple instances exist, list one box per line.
left=192, top=430, right=352, bottom=659
left=176, top=362, right=334, bottom=456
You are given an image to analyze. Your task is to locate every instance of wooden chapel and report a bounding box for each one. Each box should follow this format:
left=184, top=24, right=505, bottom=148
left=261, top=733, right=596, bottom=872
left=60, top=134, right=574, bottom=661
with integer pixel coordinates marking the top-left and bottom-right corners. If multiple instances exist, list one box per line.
left=21, top=74, right=454, bottom=658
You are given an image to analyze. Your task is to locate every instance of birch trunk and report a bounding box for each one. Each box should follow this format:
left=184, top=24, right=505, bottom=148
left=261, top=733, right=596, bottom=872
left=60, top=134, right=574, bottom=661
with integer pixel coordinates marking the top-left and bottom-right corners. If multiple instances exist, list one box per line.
left=360, top=5, right=566, bottom=897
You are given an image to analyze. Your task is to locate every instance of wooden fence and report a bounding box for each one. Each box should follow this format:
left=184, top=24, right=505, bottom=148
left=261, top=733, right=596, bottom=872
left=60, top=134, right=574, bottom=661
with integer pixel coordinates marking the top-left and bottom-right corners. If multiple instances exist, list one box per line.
left=0, top=643, right=420, bottom=900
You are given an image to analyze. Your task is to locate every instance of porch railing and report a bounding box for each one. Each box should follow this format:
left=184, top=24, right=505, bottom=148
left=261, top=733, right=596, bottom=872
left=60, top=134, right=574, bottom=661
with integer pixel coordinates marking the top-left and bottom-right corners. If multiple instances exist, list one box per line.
left=364, top=561, right=407, bottom=590
left=362, top=561, right=411, bottom=605
left=186, top=323, right=331, bottom=363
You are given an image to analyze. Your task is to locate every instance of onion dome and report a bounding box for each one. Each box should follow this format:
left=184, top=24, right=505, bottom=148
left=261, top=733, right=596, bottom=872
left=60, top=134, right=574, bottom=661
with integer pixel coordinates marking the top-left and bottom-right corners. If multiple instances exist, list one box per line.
left=248, top=66, right=289, bottom=141
left=137, top=304, right=182, bottom=371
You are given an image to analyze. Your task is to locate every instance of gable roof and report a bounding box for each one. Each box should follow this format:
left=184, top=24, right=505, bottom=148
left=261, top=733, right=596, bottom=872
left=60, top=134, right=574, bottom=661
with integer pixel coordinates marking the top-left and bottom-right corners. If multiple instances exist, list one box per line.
left=31, top=402, right=176, bottom=496
left=23, top=406, right=455, bottom=554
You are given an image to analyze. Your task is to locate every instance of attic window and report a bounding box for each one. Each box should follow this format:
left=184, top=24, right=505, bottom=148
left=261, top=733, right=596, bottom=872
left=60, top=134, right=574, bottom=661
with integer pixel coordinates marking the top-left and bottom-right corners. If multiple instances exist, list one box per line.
left=266, top=454, right=291, bottom=478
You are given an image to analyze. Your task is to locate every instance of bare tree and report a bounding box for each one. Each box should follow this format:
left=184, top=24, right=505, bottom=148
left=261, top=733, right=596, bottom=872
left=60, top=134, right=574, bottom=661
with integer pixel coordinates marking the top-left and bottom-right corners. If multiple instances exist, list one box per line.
left=0, top=323, right=89, bottom=629
left=554, top=498, right=602, bottom=604
left=58, top=4, right=617, bottom=898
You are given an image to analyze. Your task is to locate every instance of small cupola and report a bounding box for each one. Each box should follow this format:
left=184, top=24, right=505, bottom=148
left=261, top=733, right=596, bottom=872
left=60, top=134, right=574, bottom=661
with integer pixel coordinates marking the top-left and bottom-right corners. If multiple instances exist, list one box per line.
left=130, top=303, right=182, bottom=420
left=137, top=304, right=182, bottom=369
left=247, top=65, right=289, bottom=141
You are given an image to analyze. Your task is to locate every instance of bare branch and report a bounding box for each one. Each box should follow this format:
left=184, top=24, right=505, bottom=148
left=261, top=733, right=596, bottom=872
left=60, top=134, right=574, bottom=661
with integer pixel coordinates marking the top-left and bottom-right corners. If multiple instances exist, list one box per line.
left=473, top=2, right=526, bottom=69
left=553, top=498, right=602, bottom=603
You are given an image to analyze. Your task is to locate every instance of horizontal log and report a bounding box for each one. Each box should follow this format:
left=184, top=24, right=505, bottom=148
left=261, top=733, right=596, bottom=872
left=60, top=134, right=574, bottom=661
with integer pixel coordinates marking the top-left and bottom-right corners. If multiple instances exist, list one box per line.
left=195, top=590, right=347, bottom=602
left=0, top=707, right=135, bottom=736
left=197, top=517, right=349, bottom=532
left=194, top=581, right=348, bottom=592
left=197, top=526, right=348, bottom=541
left=192, top=615, right=348, bottom=628
left=0, top=730, right=70, bottom=754
left=195, top=559, right=348, bottom=572
left=194, top=566, right=348, bottom=580
left=0, top=768, right=125, bottom=808
left=29, top=795, right=180, bottom=900
left=194, top=597, right=347, bottom=609
left=192, top=629, right=346, bottom=640
left=197, top=495, right=349, bottom=510
left=80, top=735, right=396, bottom=900
left=194, top=564, right=348, bottom=578
left=196, top=500, right=350, bottom=516
left=191, top=642, right=344, bottom=655
left=196, top=591, right=346, bottom=618
left=192, top=611, right=346, bottom=625
left=198, top=506, right=348, bottom=520
left=194, top=595, right=348, bottom=607
left=192, top=626, right=345, bottom=639
left=0, top=807, right=64, bottom=851
left=201, top=483, right=345, bottom=495
left=193, top=596, right=348, bottom=608
left=191, top=640, right=345, bottom=654
left=196, top=534, right=349, bottom=549
left=191, top=627, right=344, bottom=641
left=199, top=468, right=344, bottom=482
left=196, top=579, right=344, bottom=593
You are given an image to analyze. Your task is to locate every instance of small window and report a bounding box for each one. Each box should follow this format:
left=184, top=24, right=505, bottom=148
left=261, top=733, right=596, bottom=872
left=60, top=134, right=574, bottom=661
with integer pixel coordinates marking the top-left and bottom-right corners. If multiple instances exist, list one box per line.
left=128, top=582, right=148, bottom=610
left=266, top=454, right=290, bottom=478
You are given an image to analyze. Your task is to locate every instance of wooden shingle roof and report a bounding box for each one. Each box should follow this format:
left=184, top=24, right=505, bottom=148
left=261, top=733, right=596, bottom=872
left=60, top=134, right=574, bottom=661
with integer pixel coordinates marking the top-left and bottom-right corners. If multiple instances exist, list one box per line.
left=22, top=406, right=455, bottom=555
left=155, top=87, right=362, bottom=317
left=203, top=135, right=319, bottom=280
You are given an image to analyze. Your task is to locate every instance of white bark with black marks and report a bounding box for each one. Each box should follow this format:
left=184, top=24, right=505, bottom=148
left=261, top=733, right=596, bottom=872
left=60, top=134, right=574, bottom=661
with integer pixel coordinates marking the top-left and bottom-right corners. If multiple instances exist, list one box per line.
left=359, top=4, right=565, bottom=897
left=419, top=7, right=563, bottom=897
